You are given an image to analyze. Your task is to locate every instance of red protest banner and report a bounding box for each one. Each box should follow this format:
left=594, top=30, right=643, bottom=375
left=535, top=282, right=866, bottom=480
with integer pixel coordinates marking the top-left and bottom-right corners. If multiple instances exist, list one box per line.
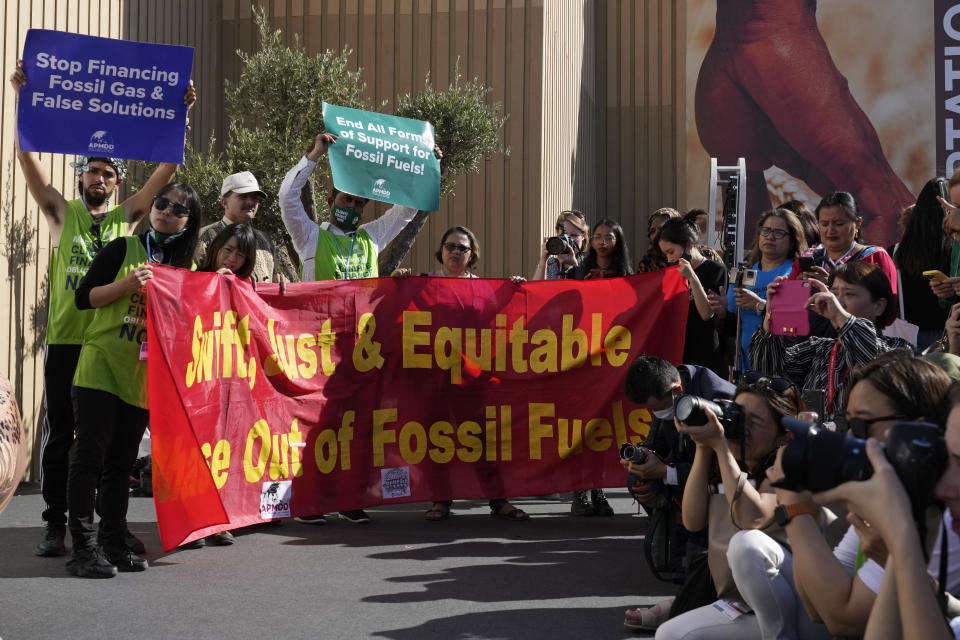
left=147, top=268, right=689, bottom=549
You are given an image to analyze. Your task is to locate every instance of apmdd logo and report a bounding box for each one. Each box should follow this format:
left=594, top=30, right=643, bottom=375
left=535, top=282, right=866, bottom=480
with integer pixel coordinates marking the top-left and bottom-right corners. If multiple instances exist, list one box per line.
left=88, top=130, right=116, bottom=154
left=372, top=178, right=391, bottom=198
left=259, top=480, right=292, bottom=519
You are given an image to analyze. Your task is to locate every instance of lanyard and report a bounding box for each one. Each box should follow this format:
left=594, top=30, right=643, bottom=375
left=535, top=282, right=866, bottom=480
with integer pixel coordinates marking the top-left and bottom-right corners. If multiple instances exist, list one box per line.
left=145, top=234, right=163, bottom=265
left=825, top=242, right=858, bottom=269
left=333, top=232, right=358, bottom=279
left=825, top=340, right=846, bottom=416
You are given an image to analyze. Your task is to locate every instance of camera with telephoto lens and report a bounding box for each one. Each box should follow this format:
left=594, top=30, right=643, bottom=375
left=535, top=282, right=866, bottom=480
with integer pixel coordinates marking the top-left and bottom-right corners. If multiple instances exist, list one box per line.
left=675, top=395, right=746, bottom=441
left=729, top=265, right=758, bottom=288
left=546, top=233, right=576, bottom=256
left=773, top=418, right=947, bottom=521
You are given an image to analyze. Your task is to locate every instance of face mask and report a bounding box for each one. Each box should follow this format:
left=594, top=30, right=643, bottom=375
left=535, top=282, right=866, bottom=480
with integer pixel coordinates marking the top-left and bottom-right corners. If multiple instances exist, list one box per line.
left=332, top=204, right=361, bottom=232
left=653, top=407, right=675, bottom=420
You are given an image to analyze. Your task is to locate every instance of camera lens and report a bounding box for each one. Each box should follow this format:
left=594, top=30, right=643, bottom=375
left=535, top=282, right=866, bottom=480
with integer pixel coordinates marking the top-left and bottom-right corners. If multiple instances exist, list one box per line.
left=619, top=442, right=647, bottom=464
left=676, top=395, right=723, bottom=427
left=546, top=236, right=567, bottom=255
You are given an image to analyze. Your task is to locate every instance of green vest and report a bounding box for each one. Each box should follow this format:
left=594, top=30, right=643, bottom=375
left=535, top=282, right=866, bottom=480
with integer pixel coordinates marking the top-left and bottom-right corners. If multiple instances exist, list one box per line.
left=314, top=227, right=378, bottom=280
left=47, top=199, right=126, bottom=344
left=73, top=236, right=149, bottom=409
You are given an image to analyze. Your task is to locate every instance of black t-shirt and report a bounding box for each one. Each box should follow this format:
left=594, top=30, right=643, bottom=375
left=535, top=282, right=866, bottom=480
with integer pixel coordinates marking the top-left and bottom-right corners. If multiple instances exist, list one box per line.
left=683, top=259, right=728, bottom=377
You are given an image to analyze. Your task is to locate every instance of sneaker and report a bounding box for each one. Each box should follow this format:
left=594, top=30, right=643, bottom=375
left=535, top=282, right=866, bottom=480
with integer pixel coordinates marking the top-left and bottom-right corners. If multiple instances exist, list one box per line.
left=103, top=545, right=148, bottom=572
left=294, top=514, right=327, bottom=525
left=339, top=510, right=371, bottom=524
left=35, top=524, right=67, bottom=557
left=207, top=530, right=235, bottom=546
left=122, top=525, right=146, bottom=555
left=571, top=490, right=595, bottom=516
left=591, top=488, right=615, bottom=517
left=66, top=547, right=118, bottom=579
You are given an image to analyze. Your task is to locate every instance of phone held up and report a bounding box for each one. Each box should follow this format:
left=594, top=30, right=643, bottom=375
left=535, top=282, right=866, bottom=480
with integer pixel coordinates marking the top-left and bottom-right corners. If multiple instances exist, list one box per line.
left=769, top=280, right=812, bottom=336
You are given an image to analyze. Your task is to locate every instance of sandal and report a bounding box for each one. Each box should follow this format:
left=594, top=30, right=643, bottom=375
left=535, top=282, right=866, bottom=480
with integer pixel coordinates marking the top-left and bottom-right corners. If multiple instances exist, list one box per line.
left=492, top=504, right=530, bottom=521
left=623, top=596, right=674, bottom=631
left=424, top=503, right=451, bottom=521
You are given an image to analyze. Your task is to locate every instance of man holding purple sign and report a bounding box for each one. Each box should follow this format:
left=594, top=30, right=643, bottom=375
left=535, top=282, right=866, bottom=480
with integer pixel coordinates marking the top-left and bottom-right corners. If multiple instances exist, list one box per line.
left=8, top=53, right=195, bottom=564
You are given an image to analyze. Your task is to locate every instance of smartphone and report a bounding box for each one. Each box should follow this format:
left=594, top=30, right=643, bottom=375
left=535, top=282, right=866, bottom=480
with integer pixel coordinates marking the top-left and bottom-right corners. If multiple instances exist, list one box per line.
left=924, top=269, right=949, bottom=281
left=681, top=252, right=692, bottom=263
left=588, top=268, right=604, bottom=279
left=769, top=280, right=812, bottom=336
left=798, top=256, right=816, bottom=273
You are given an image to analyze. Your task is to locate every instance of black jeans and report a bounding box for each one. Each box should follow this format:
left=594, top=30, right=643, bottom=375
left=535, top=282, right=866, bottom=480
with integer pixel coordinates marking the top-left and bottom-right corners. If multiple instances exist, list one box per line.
left=40, top=344, right=83, bottom=526
left=68, top=386, right=148, bottom=550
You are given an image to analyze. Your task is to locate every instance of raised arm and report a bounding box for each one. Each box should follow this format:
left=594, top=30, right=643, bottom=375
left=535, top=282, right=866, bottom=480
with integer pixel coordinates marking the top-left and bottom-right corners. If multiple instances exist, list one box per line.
left=9, top=60, right=68, bottom=241
left=678, top=424, right=713, bottom=532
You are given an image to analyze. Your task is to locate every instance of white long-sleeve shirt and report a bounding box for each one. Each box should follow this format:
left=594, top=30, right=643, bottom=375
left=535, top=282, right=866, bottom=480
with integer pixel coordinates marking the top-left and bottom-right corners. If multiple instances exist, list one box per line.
left=278, top=156, right=417, bottom=281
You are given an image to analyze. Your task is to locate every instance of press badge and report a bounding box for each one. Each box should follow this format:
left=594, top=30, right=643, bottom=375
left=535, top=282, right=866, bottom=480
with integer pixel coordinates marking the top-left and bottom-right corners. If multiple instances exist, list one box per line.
left=711, top=600, right=752, bottom=620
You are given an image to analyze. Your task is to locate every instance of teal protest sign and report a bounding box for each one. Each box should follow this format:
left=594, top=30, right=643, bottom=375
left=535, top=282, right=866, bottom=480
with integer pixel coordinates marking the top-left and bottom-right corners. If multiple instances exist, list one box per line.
left=322, top=103, right=441, bottom=212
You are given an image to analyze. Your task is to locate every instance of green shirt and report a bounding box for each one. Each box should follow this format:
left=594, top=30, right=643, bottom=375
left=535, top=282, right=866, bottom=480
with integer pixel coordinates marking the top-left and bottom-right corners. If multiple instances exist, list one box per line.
left=47, top=199, right=126, bottom=344
left=313, top=227, right=378, bottom=280
left=73, top=236, right=149, bottom=409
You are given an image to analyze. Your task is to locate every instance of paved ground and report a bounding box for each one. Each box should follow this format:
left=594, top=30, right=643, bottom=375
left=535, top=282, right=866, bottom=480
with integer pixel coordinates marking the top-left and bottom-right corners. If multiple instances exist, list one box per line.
left=0, top=484, right=675, bottom=639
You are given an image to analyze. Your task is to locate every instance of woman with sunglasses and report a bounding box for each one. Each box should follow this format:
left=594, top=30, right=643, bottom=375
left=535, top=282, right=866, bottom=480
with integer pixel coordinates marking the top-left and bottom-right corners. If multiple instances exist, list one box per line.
left=197, top=223, right=258, bottom=281
left=65, top=183, right=200, bottom=578
left=393, top=226, right=529, bottom=521
left=730, top=351, right=953, bottom=639
left=710, top=209, right=807, bottom=370
left=653, top=377, right=820, bottom=639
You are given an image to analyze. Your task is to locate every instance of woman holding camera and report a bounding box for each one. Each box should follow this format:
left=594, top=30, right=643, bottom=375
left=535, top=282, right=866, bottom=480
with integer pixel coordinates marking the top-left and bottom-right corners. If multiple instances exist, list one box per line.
left=750, top=261, right=908, bottom=423
left=652, top=377, right=811, bottom=639
left=710, top=209, right=807, bottom=370
left=657, top=216, right=728, bottom=377
left=531, top=210, right=588, bottom=280
left=730, top=351, right=954, bottom=639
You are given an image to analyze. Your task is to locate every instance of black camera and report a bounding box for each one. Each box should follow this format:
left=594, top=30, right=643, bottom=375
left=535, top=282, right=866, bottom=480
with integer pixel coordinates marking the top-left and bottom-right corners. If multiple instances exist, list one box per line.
left=773, top=418, right=947, bottom=520
left=675, top=395, right=746, bottom=441
left=620, top=442, right=647, bottom=464
left=546, top=233, right=576, bottom=256
left=620, top=443, right=664, bottom=504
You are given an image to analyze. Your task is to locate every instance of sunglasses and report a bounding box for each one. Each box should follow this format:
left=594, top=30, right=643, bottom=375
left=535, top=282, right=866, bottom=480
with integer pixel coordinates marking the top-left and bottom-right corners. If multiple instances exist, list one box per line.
left=154, top=196, right=190, bottom=218
left=845, top=414, right=908, bottom=439
left=741, top=370, right=794, bottom=394
left=443, top=242, right=471, bottom=254
left=561, top=209, right=585, bottom=220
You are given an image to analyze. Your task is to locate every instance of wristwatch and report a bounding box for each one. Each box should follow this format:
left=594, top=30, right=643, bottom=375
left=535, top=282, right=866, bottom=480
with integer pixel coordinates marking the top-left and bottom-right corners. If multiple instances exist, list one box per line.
left=756, top=299, right=767, bottom=315
left=773, top=501, right=814, bottom=526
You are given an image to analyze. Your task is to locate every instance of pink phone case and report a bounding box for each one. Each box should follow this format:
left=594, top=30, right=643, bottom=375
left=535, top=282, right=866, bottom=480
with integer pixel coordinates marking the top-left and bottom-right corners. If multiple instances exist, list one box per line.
left=769, top=280, right=812, bottom=336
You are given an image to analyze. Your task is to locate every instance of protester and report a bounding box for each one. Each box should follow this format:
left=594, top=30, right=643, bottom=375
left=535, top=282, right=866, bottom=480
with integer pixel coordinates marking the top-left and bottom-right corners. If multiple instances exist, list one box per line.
left=748, top=351, right=955, bottom=638
left=394, top=226, right=529, bottom=521
left=751, top=262, right=907, bottom=423
left=778, top=200, right=819, bottom=249
left=571, top=218, right=633, bottom=280
left=68, top=183, right=201, bottom=578
left=789, top=191, right=897, bottom=295
left=531, top=209, right=588, bottom=280
left=930, top=169, right=960, bottom=315
left=892, top=180, right=951, bottom=350
left=621, top=356, right=735, bottom=631
left=278, top=131, right=440, bottom=524
left=195, top=171, right=277, bottom=283
left=657, top=216, right=728, bottom=377
left=637, top=208, right=682, bottom=273
left=8, top=61, right=196, bottom=558
left=196, top=223, right=258, bottom=281
left=710, top=208, right=806, bottom=371
left=654, top=377, right=820, bottom=639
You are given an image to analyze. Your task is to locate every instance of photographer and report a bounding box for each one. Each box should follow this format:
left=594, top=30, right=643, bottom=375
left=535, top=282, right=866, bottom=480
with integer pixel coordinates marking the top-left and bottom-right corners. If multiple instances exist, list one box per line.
left=621, top=356, right=734, bottom=631
left=654, top=376, right=810, bottom=639
left=813, top=384, right=960, bottom=639
left=736, top=352, right=953, bottom=638
left=531, top=210, right=588, bottom=280
left=750, top=261, right=908, bottom=423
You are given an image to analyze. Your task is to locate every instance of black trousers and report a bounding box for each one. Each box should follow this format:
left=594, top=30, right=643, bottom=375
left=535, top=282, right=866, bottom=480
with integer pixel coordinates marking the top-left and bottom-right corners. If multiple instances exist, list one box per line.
left=68, top=386, right=148, bottom=549
left=39, top=344, right=83, bottom=526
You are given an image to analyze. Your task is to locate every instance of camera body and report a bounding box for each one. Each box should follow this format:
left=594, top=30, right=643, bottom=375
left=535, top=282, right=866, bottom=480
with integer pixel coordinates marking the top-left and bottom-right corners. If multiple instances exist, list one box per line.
left=729, top=265, right=758, bottom=288
left=774, top=419, right=947, bottom=520
left=675, top=395, right=746, bottom=441
left=619, top=443, right=664, bottom=503
left=546, top=233, right=576, bottom=256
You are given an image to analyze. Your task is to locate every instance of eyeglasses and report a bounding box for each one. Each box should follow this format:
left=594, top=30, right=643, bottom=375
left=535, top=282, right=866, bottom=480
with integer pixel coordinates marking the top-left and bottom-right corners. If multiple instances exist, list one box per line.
left=741, top=370, right=795, bottom=394
left=845, top=414, right=908, bottom=439
left=759, top=226, right=788, bottom=239
left=89, top=223, right=103, bottom=252
left=154, top=196, right=190, bottom=218
left=218, top=246, right=247, bottom=262
left=443, top=242, right=471, bottom=254
left=592, top=234, right=616, bottom=243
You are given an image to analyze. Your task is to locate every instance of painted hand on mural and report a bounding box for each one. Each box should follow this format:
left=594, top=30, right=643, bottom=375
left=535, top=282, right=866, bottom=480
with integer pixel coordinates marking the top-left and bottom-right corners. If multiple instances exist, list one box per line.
left=695, top=0, right=914, bottom=246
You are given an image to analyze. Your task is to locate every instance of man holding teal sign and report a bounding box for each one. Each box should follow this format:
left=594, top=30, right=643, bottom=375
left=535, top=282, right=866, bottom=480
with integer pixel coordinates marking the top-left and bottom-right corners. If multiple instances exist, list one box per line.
left=321, top=103, right=441, bottom=212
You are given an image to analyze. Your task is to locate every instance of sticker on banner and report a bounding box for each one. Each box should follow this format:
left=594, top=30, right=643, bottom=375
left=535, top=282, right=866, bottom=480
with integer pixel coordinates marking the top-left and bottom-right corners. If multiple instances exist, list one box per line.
left=381, top=467, right=411, bottom=499
left=260, top=480, right=292, bottom=519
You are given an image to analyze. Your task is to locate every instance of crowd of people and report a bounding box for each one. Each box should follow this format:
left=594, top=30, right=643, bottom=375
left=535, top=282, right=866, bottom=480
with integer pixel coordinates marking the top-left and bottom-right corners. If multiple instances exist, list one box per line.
left=11, top=54, right=960, bottom=639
